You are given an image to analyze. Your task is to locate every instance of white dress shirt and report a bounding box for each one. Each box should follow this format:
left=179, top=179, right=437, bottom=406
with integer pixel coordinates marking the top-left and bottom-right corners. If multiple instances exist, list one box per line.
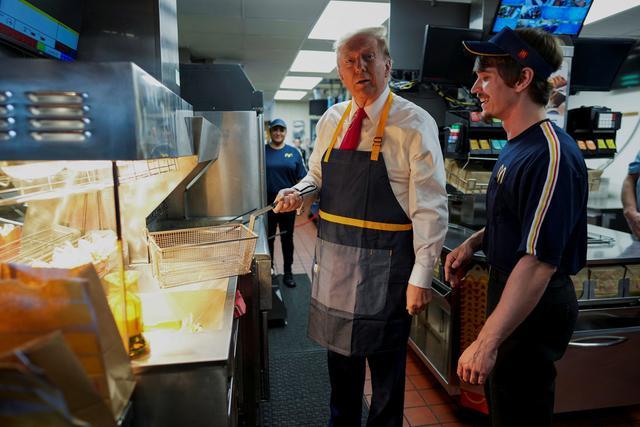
left=296, top=86, right=448, bottom=289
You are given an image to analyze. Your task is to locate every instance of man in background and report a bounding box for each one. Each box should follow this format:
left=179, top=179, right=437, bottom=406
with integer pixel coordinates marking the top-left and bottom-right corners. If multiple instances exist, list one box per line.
left=265, top=118, right=306, bottom=287
left=622, top=150, right=640, bottom=239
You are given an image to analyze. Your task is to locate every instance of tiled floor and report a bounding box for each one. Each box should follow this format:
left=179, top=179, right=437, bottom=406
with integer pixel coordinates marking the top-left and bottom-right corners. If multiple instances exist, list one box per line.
left=271, top=215, right=640, bottom=426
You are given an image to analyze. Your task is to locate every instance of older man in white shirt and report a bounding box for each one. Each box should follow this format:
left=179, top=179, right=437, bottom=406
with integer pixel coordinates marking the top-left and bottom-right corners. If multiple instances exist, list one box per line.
left=274, top=26, right=447, bottom=426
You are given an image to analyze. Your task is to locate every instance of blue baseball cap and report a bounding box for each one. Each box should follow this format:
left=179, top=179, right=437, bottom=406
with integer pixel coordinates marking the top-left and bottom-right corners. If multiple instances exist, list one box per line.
left=269, top=118, right=287, bottom=129
left=462, top=27, right=555, bottom=80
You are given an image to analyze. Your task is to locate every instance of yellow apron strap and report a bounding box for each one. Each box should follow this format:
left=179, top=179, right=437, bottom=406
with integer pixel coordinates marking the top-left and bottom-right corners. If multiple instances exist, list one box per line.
left=319, top=209, right=412, bottom=232
left=371, top=93, right=393, bottom=161
left=323, top=103, right=352, bottom=163
left=323, top=92, right=394, bottom=163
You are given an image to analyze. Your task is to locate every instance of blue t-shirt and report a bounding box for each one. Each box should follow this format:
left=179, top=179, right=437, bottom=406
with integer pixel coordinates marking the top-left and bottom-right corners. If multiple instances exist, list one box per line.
left=265, top=144, right=306, bottom=200
left=484, top=119, right=588, bottom=275
left=629, top=150, right=640, bottom=211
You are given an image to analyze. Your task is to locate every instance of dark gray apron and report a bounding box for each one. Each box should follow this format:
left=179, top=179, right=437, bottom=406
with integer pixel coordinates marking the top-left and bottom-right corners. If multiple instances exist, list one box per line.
left=308, top=94, right=415, bottom=356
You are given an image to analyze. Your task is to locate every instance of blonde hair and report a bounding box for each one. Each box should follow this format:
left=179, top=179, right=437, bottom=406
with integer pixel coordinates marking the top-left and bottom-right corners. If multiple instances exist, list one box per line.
left=333, top=26, right=391, bottom=59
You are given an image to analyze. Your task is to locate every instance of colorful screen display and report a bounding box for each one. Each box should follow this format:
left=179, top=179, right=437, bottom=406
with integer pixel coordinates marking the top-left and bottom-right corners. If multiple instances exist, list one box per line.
left=491, top=0, right=593, bottom=36
left=0, top=0, right=82, bottom=61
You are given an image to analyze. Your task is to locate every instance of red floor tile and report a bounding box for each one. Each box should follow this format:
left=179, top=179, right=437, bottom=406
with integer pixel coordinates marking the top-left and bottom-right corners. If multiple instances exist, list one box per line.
left=405, top=377, right=416, bottom=391
left=404, top=390, right=426, bottom=408
left=404, top=406, right=439, bottom=426
left=403, top=416, right=410, bottom=427
left=418, top=387, right=452, bottom=405
left=431, top=404, right=459, bottom=423
left=406, top=362, right=427, bottom=376
left=409, top=373, right=436, bottom=390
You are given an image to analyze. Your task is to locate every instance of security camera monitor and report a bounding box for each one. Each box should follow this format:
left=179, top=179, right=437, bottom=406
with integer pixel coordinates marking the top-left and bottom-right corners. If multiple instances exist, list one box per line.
left=491, top=0, right=593, bottom=36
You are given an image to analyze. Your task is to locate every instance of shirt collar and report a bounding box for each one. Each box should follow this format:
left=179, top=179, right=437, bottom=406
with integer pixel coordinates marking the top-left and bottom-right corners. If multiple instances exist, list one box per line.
left=349, top=85, right=390, bottom=124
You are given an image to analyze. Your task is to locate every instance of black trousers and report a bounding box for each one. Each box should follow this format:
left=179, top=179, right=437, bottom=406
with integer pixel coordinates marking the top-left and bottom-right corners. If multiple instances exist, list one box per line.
left=327, top=346, right=407, bottom=427
left=267, top=210, right=296, bottom=273
left=485, top=268, right=578, bottom=427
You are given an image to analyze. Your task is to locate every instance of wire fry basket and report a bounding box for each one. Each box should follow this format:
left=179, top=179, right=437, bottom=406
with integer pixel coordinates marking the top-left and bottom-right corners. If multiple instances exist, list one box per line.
left=148, top=224, right=258, bottom=288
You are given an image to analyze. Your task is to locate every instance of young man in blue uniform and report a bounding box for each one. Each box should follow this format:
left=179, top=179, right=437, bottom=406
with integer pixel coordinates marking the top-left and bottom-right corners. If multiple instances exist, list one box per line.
left=265, top=118, right=307, bottom=287
left=444, top=27, right=588, bottom=426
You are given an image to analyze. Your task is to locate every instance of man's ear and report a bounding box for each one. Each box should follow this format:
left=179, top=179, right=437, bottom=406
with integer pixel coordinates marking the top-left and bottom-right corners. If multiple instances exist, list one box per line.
left=514, top=67, right=534, bottom=93
left=384, top=57, right=392, bottom=78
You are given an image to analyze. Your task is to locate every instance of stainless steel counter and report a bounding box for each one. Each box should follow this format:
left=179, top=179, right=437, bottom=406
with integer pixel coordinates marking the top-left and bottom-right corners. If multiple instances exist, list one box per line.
left=586, top=224, right=640, bottom=265
left=131, top=267, right=237, bottom=369
left=441, top=223, right=640, bottom=265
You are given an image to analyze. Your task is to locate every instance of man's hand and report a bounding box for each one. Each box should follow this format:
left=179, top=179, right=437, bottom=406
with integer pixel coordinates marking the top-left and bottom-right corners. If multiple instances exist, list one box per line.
left=273, top=188, right=303, bottom=213
left=406, top=284, right=431, bottom=316
left=457, top=338, right=498, bottom=385
left=624, top=209, right=640, bottom=238
left=444, top=242, right=474, bottom=286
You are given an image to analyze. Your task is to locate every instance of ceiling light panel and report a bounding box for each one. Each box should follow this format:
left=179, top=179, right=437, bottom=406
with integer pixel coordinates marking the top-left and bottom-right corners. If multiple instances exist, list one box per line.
left=274, top=90, right=307, bottom=101
left=585, top=0, right=640, bottom=25
left=290, top=50, right=336, bottom=73
left=308, top=1, right=390, bottom=41
left=281, top=76, right=323, bottom=90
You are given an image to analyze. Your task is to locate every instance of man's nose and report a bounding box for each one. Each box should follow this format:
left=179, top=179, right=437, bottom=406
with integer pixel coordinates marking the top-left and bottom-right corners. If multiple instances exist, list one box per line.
left=470, top=77, right=481, bottom=94
left=355, top=57, right=367, bottom=72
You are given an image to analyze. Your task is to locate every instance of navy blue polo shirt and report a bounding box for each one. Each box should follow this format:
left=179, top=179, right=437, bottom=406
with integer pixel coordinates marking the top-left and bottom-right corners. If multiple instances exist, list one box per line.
left=484, top=119, right=588, bottom=275
left=265, top=144, right=306, bottom=201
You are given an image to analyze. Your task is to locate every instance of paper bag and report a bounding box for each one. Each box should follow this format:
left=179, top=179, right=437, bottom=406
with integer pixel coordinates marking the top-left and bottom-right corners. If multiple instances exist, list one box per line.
left=0, top=331, right=115, bottom=427
left=0, top=263, right=135, bottom=420
left=0, top=361, right=86, bottom=427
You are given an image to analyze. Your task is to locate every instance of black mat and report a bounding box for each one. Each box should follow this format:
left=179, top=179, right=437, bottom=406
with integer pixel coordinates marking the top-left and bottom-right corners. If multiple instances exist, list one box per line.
left=263, top=274, right=368, bottom=426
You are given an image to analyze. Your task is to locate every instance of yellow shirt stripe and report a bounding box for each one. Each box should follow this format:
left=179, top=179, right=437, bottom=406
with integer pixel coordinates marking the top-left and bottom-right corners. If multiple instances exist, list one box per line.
left=526, top=121, right=561, bottom=255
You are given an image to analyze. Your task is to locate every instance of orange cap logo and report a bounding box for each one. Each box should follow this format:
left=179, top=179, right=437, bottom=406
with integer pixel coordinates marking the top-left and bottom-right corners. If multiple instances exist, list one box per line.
left=517, top=49, right=529, bottom=59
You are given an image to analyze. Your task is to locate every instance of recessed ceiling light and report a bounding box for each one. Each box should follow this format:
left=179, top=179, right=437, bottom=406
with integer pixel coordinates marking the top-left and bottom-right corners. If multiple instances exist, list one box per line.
left=290, top=51, right=336, bottom=73
left=274, top=90, right=307, bottom=101
left=585, top=0, right=640, bottom=25
left=281, top=76, right=323, bottom=90
left=308, top=1, right=390, bottom=41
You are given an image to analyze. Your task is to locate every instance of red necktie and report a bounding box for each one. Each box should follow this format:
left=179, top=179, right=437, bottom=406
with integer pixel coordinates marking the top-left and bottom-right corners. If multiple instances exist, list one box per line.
left=340, top=107, right=366, bottom=150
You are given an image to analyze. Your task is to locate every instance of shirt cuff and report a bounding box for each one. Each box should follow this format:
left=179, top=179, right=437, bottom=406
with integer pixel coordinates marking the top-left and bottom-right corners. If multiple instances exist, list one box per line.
left=409, top=263, right=434, bottom=289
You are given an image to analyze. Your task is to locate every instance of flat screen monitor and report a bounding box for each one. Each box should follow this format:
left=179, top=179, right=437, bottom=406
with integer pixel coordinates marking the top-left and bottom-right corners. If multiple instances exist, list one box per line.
left=612, top=42, right=640, bottom=90
left=491, top=0, right=593, bottom=36
left=0, top=0, right=83, bottom=61
left=420, top=25, right=483, bottom=88
left=570, top=37, right=635, bottom=93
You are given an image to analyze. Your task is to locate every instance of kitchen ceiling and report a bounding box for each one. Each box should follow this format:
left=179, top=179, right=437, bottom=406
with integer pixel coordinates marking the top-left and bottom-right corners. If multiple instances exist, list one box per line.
left=177, top=0, right=395, bottom=102
left=177, top=0, right=640, bottom=103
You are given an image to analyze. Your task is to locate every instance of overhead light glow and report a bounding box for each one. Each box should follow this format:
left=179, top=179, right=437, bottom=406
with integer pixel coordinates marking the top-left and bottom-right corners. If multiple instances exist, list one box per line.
left=584, top=0, right=640, bottom=25
left=290, top=50, right=336, bottom=73
left=281, top=76, right=323, bottom=90
left=274, top=90, right=307, bottom=101
left=308, top=1, right=390, bottom=41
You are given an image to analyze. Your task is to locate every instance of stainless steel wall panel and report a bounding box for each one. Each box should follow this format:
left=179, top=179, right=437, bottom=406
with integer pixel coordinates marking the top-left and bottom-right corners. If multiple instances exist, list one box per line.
left=187, top=111, right=262, bottom=217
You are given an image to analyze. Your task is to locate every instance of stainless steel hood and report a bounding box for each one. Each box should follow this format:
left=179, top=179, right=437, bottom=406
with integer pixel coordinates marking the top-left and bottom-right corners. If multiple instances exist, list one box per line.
left=0, top=59, right=193, bottom=160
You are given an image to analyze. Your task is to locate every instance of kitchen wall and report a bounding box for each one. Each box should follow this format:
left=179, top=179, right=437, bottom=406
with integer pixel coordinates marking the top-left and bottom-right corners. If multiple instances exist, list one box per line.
left=568, top=88, right=640, bottom=196
left=271, top=101, right=311, bottom=147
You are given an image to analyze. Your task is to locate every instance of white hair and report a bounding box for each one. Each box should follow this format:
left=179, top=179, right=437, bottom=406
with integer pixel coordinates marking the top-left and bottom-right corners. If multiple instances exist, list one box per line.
left=333, top=26, right=391, bottom=59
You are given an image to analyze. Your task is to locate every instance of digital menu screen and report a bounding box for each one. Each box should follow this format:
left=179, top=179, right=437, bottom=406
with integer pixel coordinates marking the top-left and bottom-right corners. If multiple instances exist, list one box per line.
left=0, top=0, right=82, bottom=61
left=492, top=0, right=593, bottom=36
